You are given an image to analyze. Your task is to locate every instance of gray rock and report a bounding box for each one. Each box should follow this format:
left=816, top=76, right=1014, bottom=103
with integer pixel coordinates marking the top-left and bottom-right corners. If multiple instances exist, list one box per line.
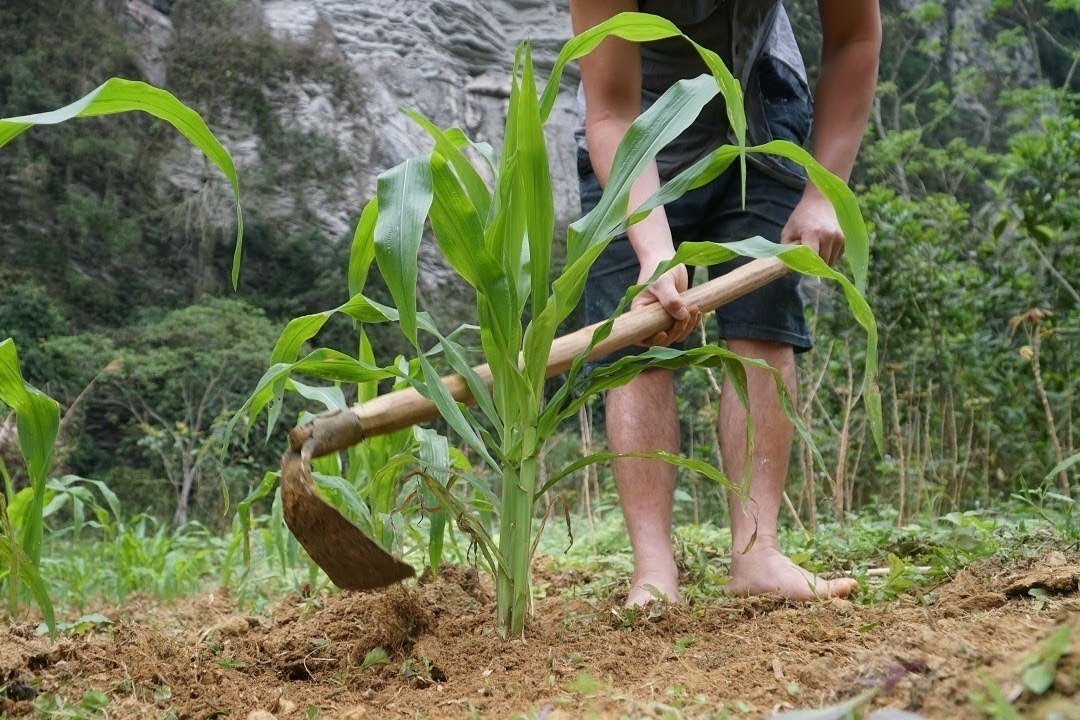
left=114, top=0, right=579, bottom=320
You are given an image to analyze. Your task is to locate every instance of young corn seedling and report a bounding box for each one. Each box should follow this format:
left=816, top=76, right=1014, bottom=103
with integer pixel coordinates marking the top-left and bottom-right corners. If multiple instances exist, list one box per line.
left=233, top=352, right=464, bottom=578
left=244, top=13, right=879, bottom=638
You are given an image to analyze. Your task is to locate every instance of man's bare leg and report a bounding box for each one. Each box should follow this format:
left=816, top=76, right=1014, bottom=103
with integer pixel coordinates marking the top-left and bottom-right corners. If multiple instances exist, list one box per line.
left=606, top=368, right=681, bottom=606
left=721, top=338, right=858, bottom=600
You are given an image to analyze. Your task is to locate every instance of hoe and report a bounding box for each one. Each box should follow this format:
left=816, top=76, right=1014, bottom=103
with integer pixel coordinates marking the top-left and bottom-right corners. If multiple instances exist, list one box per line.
left=279, top=256, right=789, bottom=591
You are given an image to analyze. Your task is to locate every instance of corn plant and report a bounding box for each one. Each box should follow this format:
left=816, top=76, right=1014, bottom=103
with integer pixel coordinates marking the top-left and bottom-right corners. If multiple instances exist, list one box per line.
left=234, top=364, right=465, bottom=577
left=0, top=339, right=59, bottom=634
left=1, top=79, right=243, bottom=629
left=243, top=13, right=879, bottom=638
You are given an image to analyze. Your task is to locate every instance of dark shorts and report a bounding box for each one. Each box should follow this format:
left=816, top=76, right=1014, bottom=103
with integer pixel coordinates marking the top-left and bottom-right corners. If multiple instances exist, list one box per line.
left=579, top=149, right=813, bottom=363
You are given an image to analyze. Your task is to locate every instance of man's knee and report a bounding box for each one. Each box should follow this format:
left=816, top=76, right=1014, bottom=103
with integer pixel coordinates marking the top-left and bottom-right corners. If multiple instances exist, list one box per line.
left=726, top=337, right=795, bottom=366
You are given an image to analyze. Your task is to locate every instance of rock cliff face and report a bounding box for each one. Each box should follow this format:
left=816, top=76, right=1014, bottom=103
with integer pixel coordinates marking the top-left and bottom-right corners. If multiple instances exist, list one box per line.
left=261, top=0, right=580, bottom=230
left=115, top=0, right=579, bottom=316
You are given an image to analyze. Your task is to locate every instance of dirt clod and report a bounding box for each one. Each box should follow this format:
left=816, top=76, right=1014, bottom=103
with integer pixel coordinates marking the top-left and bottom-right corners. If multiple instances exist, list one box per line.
left=1002, top=564, right=1080, bottom=596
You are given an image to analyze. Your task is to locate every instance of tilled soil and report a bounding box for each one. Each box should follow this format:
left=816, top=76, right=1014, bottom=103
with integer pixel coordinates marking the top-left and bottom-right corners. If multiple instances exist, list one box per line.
left=2, top=555, right=1078, bottom=719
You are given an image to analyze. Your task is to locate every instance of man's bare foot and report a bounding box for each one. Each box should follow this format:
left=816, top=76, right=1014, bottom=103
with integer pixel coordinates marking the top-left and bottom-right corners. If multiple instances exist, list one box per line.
left=626, top=577, right=681, bottom=607
left=726, top=547, right=857, bottom=600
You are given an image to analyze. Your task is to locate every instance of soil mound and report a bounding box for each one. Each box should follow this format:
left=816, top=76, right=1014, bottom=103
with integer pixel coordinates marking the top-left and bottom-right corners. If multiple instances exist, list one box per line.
left=2, top=554, right=1078, bottom=719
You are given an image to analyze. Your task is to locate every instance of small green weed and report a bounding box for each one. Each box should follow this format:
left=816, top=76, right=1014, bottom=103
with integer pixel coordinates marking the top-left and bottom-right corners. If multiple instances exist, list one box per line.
left=542, top=500, right=1073, bottom=607
left=34, top=613, right=111, bottom=638
left=32, top=689, right=110, bottom=719
left=216, top=656, right=245, bottom=670
left=674, top=635, right=696, bottom=654
left=1017, top=626, right=1073, bottom=695
left=968, top=625, right=1075, bottom=719
left=568, top=670, right=600, bottom=696
left=971, top=672, right=1023, bottom=720
left=360, top=647, right=389, bottom=670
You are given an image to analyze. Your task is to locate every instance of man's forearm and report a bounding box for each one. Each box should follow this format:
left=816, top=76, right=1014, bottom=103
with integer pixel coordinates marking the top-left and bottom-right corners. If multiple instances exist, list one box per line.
left=585, top=116, right=675, bottom=266
left=808, top=39, right=881, bottom=188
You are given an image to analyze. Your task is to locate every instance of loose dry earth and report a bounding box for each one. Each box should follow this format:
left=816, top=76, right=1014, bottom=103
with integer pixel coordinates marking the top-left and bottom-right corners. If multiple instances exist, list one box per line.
left=2, top=553, right=1079, bottom=719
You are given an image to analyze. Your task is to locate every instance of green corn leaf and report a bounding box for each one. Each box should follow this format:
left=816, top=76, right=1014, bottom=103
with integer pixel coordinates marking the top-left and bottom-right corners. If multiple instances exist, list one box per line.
left=357, top=330, right=380, bottom=404
left=236, top=351, right=393, bottom=442
left=416, top=428, right=451, bottom=574
left=540, top=450, right=739, bottom=499
left=515, top=41, right=560, bottom=400
left=68, top=477, right=122, bottom=528
left=548, top=240, right=614, bottom=336
left=444, top=127, right=499, bottom=181
left=415, top=354, right=498, bottom=471
left=236, top=471, right=280, bottom=565
left=542, top=10, right=680, bottom=119
left=477, top=144, right=528, bottom=421
left=428, top=152, right=490, bottom=289
left=266, top=293, right=432, bottom=375
left=40, top=482, right=72, bottom=520
left=0, top=535, right=55, bottom=639
left=567, top=74, right=719, bottom=265
left=674, top=238, right=882, bottom=450
left=0, top=339, right=59, bottom=567
left=541, top=12, right=745, bottom=144
left=288, top=380, right=348, bottom=412
left=547, top=75, right=721, bottom=333
left=271, top=349, right=394, bottom=386
left=431, top=330, right=501, bottom=433
left=405, top=110, right=492, bottom=221
left=420, top=145, right=516, bottom=425
left=625, top=145, right=743, bottom=228
left=312, top=472, right=377, bottom=538
left=375, top=156, right=434, bottom=347
left=232, top=292, right=436, bottom=440
left=516, top=43, right=555, bottom=323
left=522, top=300, right=560, bottom=405
left=490, top=55, right=531, bottom=330
left=546, top=344, right=767, bottom=434
left=748, top=140, right=871, bottom=292
left=348, top=198, right=379, bottom=298
left=0, top=78, right=244, bottom=288
left=1046, top=452, right=1080, bottom=481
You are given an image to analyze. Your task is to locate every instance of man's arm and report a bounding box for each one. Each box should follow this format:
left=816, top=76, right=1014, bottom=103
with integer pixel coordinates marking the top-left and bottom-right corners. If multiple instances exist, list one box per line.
left=781, top=0, right=882, bottom=266
left=571, top=0, right=699, bottom=345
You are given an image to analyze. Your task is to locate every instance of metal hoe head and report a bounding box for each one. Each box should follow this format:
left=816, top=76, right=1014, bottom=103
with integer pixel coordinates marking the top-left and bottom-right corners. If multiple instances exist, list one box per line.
left=279, top=409, right=414, bottom=591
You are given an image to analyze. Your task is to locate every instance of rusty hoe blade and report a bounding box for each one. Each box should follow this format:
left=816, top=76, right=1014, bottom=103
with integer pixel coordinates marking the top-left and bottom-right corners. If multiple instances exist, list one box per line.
left=280, top=408, right=415, bottom=591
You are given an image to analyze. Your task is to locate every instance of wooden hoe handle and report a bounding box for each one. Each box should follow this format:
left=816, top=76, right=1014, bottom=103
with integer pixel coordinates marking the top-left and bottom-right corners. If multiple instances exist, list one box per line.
left=289, top=256, right=788, bottom=457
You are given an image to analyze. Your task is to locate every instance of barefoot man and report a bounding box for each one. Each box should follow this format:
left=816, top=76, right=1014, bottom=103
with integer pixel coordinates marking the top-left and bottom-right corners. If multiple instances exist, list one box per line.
left=571, top=0, right=881, bottom=605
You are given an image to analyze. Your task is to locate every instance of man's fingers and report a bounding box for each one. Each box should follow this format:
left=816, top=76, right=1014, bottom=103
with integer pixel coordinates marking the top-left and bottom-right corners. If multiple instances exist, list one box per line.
left=638, top=306, right=700, bottom=348
left=641, top=330, right=667, bottom=347
left=666, top=306, right=701, bottom=344
left=656, top=285, right=689, bottom=321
